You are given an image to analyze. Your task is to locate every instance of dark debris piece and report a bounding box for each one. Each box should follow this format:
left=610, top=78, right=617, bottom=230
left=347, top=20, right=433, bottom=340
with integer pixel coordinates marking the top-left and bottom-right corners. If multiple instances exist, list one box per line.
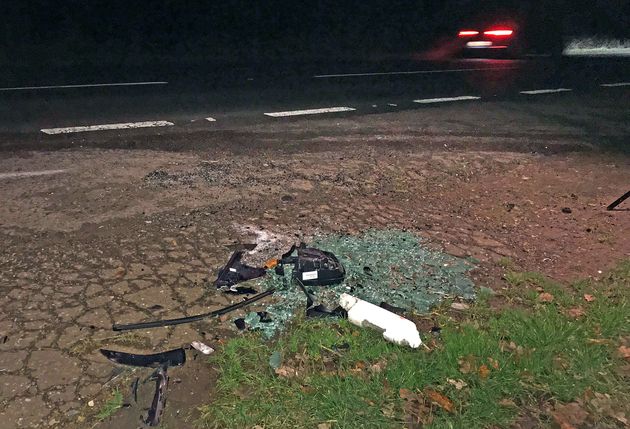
left=257, top=311, right=273, bottom=323
left=379, top=301, right=407, bottom=315
left=100, top=348, right=186, bottom=368
left=131, top=377, right=140, bottom=403
left=145, top=367, right=168, bottom=427
left=607, top=190, right=630, bottom=210
left=226, top=286, right=258, bottom=295
left=249, top=230, right=476, bottom=338
left=332, top=342, right=350, bottom=352
left=430, top=326, right=442, bottom=336
left=306, top=304, right=347, bottom=319
left=215, top=251, right=266, bottom=291
left=112, top=288, right=275, bottom=331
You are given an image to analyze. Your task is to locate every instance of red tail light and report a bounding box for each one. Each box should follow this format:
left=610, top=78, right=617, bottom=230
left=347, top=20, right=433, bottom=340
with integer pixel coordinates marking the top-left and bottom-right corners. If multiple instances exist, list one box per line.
left=483, top=29, right=514, bottom=37
left=458, top=30, right=479, bottom=37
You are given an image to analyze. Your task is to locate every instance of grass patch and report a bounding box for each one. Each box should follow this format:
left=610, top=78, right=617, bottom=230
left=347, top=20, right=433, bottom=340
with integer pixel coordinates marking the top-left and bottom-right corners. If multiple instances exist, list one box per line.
left=96, top=389, right=123, bottom=421
left=198, top=261, right=630, bottom=429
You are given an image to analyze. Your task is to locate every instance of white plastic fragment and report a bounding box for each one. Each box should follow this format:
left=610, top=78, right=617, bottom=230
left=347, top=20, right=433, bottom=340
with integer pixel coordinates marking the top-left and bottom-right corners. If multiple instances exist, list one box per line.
left=339, top=293, right=422, bottom=348
left=191, top=341, right=215, bottom=355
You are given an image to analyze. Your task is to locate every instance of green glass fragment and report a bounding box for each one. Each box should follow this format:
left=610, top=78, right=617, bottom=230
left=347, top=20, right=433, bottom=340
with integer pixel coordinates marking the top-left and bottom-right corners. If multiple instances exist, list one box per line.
left=246, top=229, right=476, bottom=338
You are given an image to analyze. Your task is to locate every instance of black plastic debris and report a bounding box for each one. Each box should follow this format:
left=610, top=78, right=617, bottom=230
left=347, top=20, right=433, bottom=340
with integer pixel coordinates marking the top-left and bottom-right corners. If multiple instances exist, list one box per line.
left=214, top=251, right=266, bottom=291
left=227, top=286, right=259, bottom=295
left=131, top=377, right=140, bottom=403
left=379, top=301, right=407, bottom=315
left=234, top=318, right=247, bottom=330
left=112, top=288, right=276, bottom=331
left=145, top=367, right=168, bottom=427
left=278, top=244, right=345, bottom=287
left=306, top=304, right=346, bottom=319
left=100, top=348, right=185, bottom=427
left=607, top=190, right=630, bottom=210
left=332, top=342, right=350, bottom=352
left=257, top=311, right=272, bottom=323
left=100, top=348, right=186, bottom=368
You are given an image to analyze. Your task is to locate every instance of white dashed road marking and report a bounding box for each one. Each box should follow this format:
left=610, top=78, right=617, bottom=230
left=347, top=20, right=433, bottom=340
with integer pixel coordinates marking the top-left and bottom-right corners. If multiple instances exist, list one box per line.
left=413, top=96, right=480, bottom=104
left=41, top=121, right=174, bottom=135
left=0, top=81, right=168, bottom=92
left=0, top=169, right=67, bottom=180
left=313, top=66, right=519, bottom=79
left=520, top=88, right=573, bottom=95
left=600, top=82, right=630, bottom=87
left=264, top=107, right=356, bottom=117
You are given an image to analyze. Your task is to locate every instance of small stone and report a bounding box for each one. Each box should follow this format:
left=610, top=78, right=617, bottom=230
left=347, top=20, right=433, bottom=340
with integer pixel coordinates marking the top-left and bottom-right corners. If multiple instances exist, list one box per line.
left=561, top=207, right=572, bottom=214
left=87, top=400, right=94, bottom=407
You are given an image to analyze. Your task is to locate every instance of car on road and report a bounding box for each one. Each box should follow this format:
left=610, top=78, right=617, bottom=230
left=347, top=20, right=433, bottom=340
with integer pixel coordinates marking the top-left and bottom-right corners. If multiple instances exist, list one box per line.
left=456, top=3, right=563, bottom=59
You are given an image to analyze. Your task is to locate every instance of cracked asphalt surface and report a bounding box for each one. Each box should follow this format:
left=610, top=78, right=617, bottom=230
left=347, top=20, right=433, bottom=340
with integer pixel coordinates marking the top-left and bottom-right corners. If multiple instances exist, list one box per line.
left=0, top=61, right=629, bottom=428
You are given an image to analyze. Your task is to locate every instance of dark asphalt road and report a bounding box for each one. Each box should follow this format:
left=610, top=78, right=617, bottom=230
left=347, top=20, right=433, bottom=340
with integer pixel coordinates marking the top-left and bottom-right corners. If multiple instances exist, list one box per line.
left=0, top=56, right=628, bottom=140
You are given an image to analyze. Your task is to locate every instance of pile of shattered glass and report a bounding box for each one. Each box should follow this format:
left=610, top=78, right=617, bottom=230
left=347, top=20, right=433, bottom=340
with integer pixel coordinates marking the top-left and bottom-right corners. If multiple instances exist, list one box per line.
left=242, top=229, right=476, bottom=338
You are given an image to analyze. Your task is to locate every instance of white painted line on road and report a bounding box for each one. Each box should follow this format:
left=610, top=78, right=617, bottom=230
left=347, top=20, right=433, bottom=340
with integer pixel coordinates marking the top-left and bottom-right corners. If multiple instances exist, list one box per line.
left=413, top=96, right=480, bottom=104
left=264, top=107, right=356, bottom=117
left=41, top=120, right=174, bottom=135
left=0, top=169, right=67, bottom=180
left=313, top=66, right=519, bottom=79
left=520, top=88, right=572, bottom=95
left=600, top=82, right=630, bottom=87
left=205, top=117, right=217, bottom=122
left=0, top=81, right=168, bottom=92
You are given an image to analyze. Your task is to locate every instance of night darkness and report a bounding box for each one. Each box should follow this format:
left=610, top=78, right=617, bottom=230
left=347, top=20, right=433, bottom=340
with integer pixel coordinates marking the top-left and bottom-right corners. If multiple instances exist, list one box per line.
left=2, top=1, right=629, bottom=70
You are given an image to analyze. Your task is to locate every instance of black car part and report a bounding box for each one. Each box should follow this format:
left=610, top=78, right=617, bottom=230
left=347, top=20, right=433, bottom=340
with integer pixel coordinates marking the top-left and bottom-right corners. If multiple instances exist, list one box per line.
left=607, top=190, right=630, bottom=211
left=101, top=349, right=184, bottom=427
left=214, top=251, right=267, bottom=291
left=131, top=377, right=140, bottom=403
left=276, top=243, right=345, bottom=286
left=306, top=303, right=347, bottom=318
left=100, top=348, right=186, bottom=368
left=112, top=288, right=276, bottom=331
left=145, top=367, right=168, bottom=427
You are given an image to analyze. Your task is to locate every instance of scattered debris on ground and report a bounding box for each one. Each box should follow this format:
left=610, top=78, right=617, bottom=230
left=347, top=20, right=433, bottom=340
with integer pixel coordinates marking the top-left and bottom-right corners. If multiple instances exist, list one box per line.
left=244, top=229, right=476, bottom=337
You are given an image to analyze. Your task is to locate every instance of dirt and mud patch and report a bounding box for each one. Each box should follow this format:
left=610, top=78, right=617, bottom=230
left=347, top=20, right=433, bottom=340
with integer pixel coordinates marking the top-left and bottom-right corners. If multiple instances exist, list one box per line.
left=0, top=127, right=628, bottom=428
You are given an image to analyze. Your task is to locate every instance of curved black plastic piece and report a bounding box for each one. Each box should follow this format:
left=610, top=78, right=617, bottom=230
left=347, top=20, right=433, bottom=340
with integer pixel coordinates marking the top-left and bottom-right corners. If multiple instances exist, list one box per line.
left=100, top=348, right=186, bottom=368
